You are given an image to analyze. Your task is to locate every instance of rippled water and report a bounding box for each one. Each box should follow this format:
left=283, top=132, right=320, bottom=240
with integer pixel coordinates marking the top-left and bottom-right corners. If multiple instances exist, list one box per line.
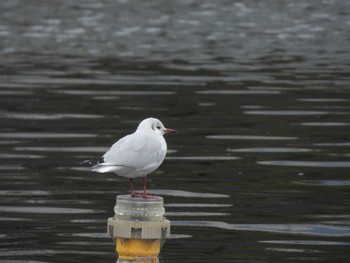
left=1, top=0, right=349, bottom=262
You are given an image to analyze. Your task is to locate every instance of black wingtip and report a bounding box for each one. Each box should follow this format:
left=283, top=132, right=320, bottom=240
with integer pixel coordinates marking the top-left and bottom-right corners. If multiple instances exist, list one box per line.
left=78, top=158, right=104, bottom=166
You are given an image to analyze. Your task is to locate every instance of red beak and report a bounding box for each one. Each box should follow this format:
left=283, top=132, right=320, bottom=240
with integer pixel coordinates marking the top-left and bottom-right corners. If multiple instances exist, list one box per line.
left=164, top=128, right=177, bottom=134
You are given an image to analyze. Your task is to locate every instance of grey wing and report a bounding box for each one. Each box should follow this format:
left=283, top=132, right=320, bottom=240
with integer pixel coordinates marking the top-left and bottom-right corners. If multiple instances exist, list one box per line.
left=103, top=133, right=166, bottom=173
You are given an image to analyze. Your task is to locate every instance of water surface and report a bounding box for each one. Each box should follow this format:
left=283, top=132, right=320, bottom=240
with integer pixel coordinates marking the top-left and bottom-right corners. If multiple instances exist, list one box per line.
left=0, top=0, right=349, bottom=262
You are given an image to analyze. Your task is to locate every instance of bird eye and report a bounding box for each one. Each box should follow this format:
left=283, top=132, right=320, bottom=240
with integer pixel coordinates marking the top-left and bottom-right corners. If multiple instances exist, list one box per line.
left=152, top=125, right=161, bottom=130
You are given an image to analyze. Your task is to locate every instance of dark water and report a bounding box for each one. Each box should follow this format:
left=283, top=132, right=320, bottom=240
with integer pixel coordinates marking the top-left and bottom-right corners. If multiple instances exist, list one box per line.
left=1, top=0, right=350, bottom=262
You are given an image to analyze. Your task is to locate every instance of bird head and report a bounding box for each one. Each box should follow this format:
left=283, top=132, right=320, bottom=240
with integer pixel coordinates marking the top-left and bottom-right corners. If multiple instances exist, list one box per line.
left=138, top=118, right=176, bottom=136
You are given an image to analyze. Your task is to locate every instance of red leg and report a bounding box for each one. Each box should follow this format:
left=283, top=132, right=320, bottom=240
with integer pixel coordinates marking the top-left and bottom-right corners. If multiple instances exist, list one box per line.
left=130, top=178, right=134, bottom=196
left=143, top=175, right=147, bottom=198
left=130, top=178, right=142, bottom=197
left=142, top=175, right=157, bottom=198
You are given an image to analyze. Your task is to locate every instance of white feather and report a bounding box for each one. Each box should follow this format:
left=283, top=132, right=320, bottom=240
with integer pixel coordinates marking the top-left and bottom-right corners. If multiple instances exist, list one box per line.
left=91, top=118, right=171, bottom=179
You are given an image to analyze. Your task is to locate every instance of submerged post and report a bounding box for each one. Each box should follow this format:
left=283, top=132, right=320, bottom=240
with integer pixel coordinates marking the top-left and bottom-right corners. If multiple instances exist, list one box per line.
left=107, top=195, right=171, bottom=263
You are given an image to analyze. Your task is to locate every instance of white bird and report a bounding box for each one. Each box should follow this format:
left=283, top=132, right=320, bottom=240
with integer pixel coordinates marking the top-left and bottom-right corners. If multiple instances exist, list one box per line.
left=91, top=117, right=176, bottom=198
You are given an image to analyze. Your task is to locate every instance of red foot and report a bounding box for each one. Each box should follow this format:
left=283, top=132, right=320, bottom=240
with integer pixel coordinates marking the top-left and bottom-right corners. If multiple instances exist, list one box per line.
left=131, top=193, right=143, bottom=198
left=142, top=194, right=158, bottom=199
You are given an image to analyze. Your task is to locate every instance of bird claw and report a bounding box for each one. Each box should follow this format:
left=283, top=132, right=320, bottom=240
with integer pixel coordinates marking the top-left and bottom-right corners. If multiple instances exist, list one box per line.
left=131, top=193, right=158, bottom=198
left=142, top=194, right=158, bottom=199
left=131, top=193, right=143, bottom=198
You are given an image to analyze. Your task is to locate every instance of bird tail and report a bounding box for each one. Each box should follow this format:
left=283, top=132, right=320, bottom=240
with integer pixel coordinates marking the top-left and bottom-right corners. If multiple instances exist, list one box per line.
left=91, top=163, right=120, bottom=173
left=78, top=158, right=103, bottom=167
left=80, top=158, right=125, bottom=174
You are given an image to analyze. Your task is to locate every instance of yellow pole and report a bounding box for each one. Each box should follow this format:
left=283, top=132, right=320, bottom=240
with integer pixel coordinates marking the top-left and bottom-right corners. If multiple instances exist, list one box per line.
left=116, top=238, right=160, bottom=262
left=107, top=195, right=170, bottom=263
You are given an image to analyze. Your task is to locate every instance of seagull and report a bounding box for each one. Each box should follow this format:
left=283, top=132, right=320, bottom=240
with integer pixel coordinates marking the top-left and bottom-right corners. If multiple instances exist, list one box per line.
left=90, top=117, right=176, bottom=198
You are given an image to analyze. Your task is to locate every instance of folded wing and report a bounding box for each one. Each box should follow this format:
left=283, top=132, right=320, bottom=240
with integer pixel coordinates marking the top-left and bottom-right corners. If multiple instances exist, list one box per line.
left=92, top=132, right=166, bottom=178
